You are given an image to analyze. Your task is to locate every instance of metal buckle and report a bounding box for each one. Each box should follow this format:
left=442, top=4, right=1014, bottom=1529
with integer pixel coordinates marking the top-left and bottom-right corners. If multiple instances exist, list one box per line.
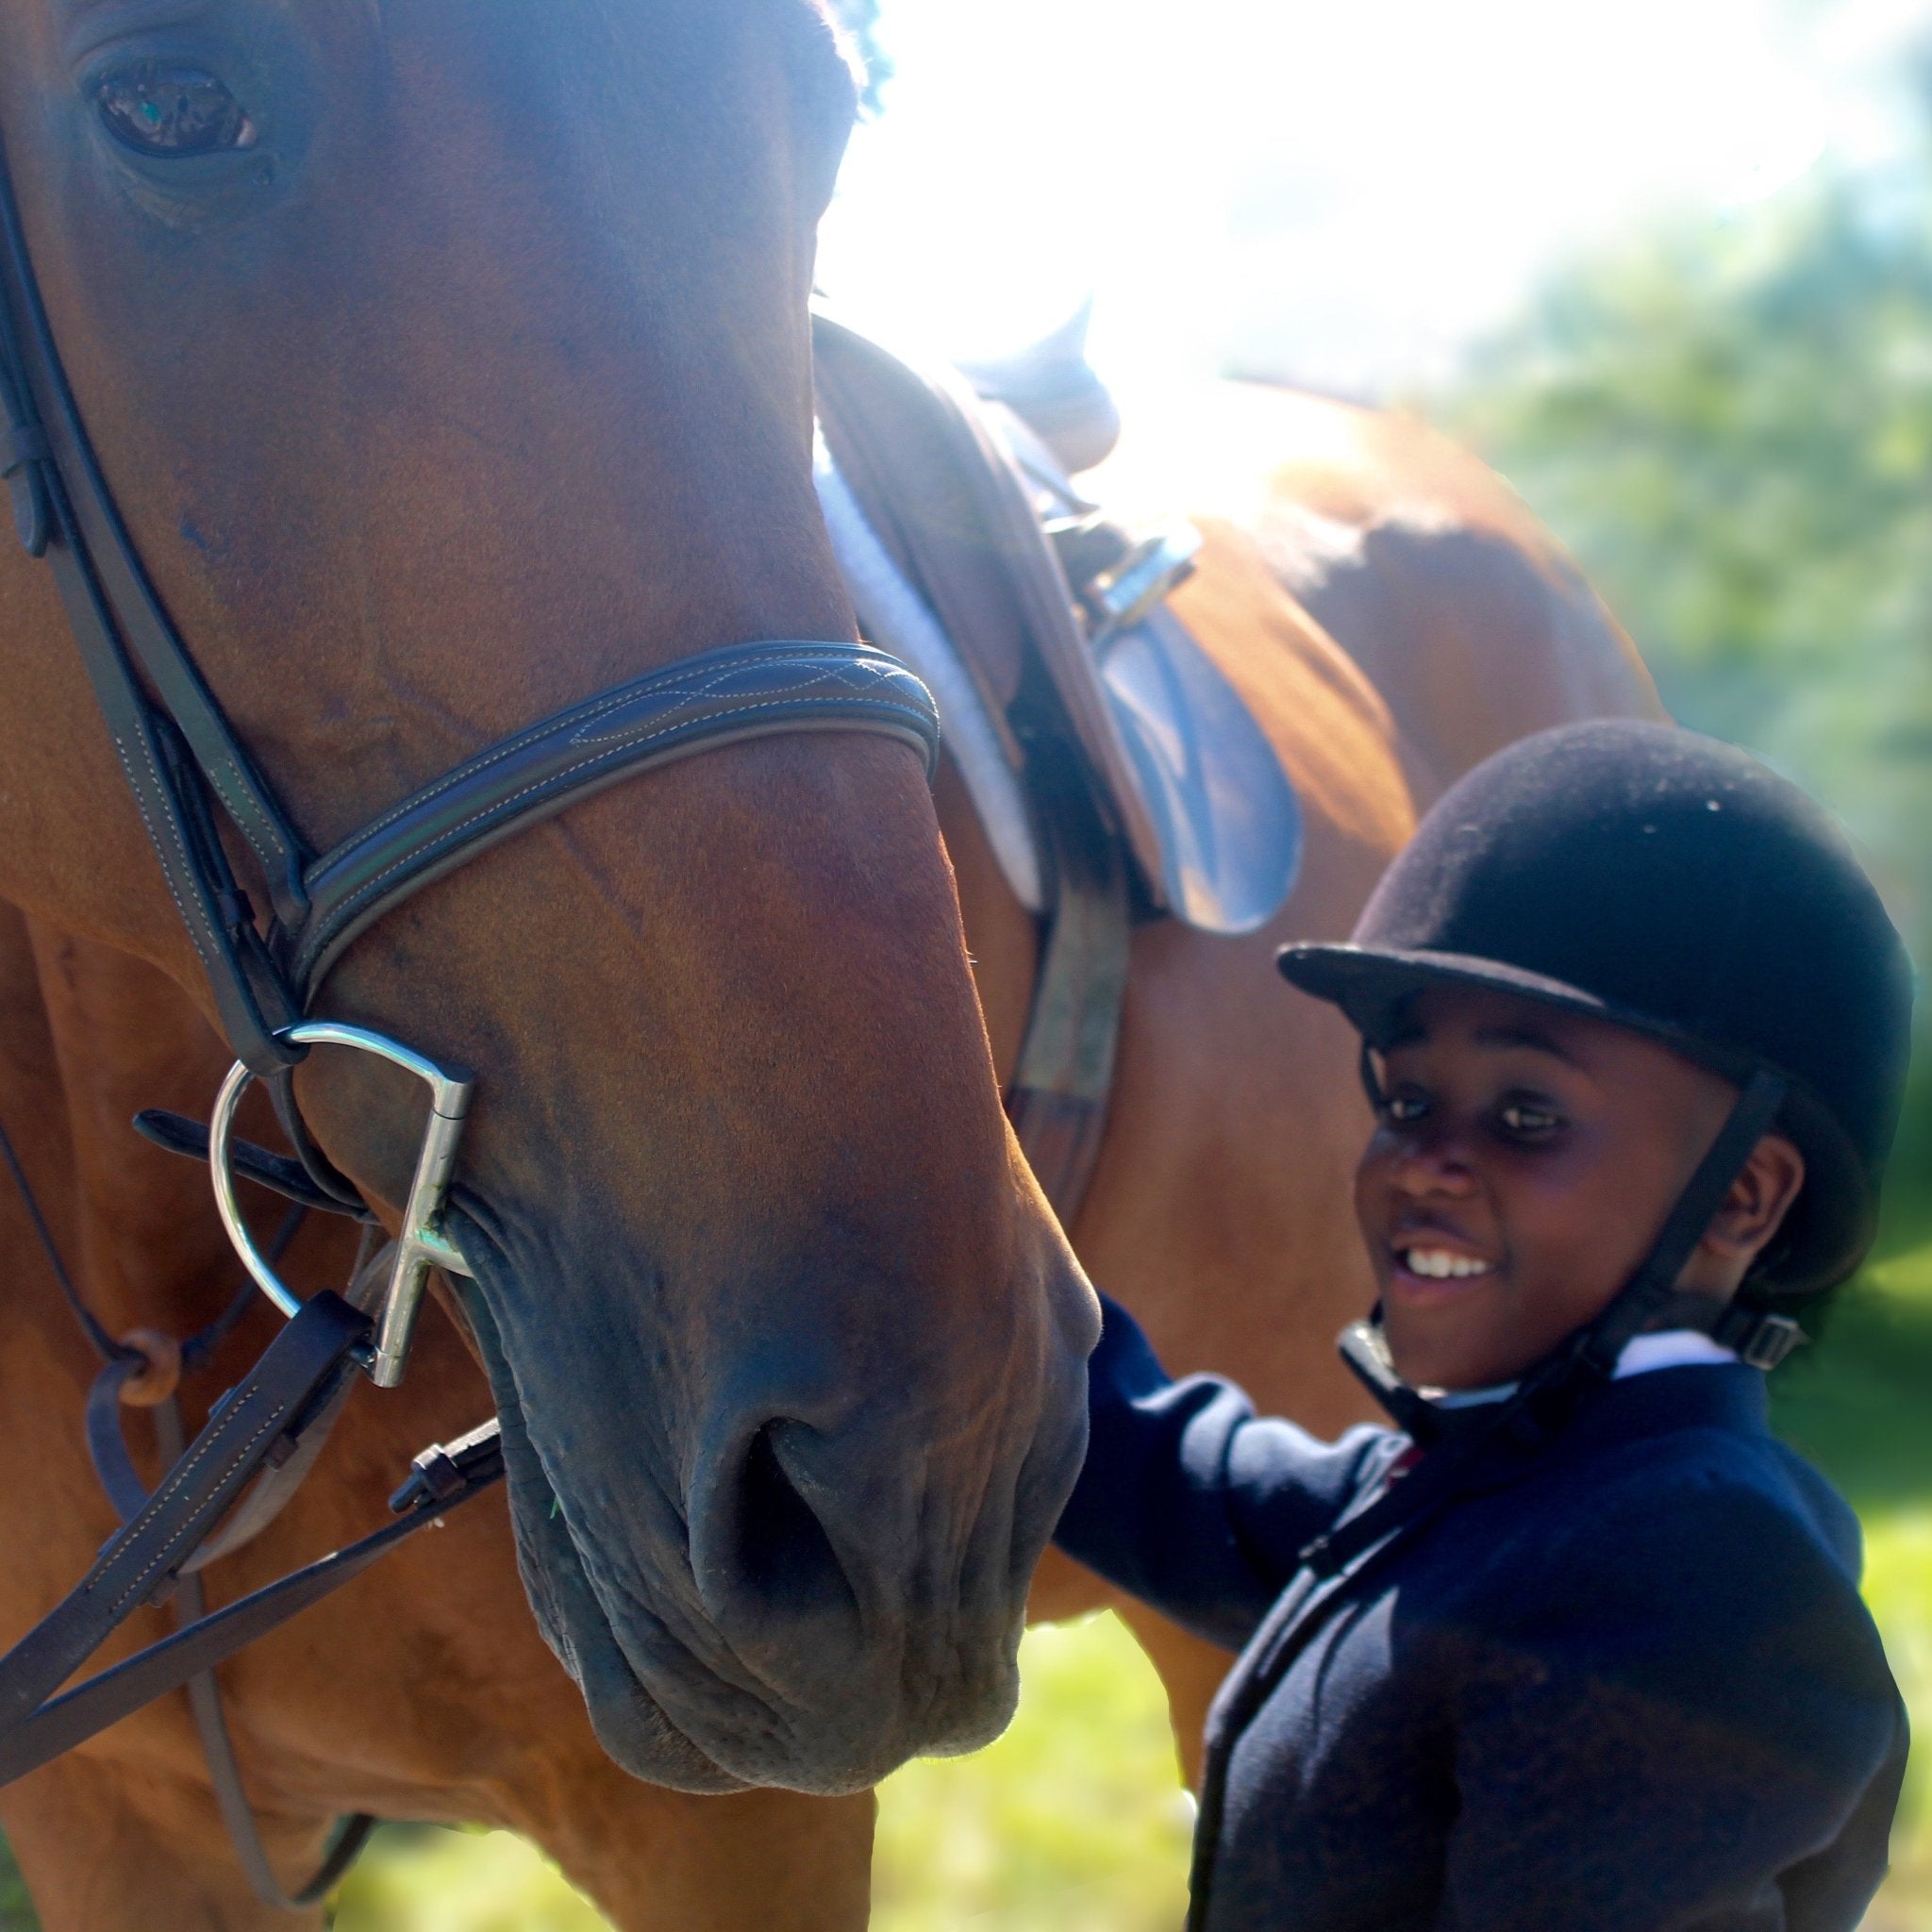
left=1081, top=521, right=1202, bottom=641
left=1738, top=1313, right=1807, bottom=1372
left=209, top=1022, right=474, bottom=1388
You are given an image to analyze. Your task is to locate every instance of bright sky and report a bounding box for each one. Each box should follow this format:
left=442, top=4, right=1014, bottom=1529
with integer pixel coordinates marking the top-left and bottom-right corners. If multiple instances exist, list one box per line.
left=817, top=0, right=1932, bottom=400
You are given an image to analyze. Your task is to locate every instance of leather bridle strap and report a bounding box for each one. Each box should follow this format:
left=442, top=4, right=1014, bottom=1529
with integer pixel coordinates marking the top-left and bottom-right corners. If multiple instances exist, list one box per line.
left=290, top=638, right=941, bottom=1000
left=151, top=1391, right=377, bottom=1912
left=0, top=1292, right=373, bottom=1744
left=0, top=1424, right=503, bottom=1790
left=0, top=1291, right=505, bottom=1788
left=0, top=103, right=937, bottom=1846
left=0, top=142, right=308, bottom=1073
left=0, top=134, right=941, bottom=1092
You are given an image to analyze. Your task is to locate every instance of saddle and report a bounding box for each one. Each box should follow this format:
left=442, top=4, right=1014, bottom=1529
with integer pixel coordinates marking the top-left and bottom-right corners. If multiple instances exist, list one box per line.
left=813, top=314, right=1303, bottom=1219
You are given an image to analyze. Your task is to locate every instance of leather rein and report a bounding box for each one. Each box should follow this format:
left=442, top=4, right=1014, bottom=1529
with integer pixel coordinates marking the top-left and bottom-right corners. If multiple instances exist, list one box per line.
left=0, top=126, right=940, bottom=1900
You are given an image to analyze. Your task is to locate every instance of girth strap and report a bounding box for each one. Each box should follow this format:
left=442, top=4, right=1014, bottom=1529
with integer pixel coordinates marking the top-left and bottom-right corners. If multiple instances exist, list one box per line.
left=1004, top=809, right=1129, bottom=1215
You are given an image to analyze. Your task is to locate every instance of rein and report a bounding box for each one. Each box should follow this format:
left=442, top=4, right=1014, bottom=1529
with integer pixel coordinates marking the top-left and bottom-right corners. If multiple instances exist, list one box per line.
left=0, top=116, right=941, bottom=1907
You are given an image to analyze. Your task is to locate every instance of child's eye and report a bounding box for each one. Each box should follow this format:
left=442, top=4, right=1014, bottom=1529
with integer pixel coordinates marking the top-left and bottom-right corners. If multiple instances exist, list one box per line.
left=1381, top=1092, right=1428, bottom=1124
left=1498, top=1103, right=1560, bottom=1136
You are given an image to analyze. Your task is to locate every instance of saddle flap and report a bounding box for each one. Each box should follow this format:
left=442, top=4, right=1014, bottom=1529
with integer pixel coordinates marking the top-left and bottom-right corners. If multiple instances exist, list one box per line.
left=815, top=313, right=1167, bottom=899
left=1095, top=606, right=1304, bottom=936
left=814, top=311, right=1303, bottom=938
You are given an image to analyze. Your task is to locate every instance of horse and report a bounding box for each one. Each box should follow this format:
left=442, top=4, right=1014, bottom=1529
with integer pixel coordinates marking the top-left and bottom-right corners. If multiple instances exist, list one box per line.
left=0, top=1, right=1097, bottom=1924
left=0, top=4, right=1668, bottom=1928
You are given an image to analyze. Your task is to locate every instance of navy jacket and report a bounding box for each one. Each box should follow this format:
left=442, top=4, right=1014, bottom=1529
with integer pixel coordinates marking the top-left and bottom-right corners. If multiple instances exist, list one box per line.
left=1055, top=1298, right=1908, bottom=1932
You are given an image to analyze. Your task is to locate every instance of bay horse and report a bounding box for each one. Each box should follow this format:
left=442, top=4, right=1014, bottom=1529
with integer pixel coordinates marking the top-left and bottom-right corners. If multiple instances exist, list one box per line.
left=0, top=0, right=1097, bottom=1924
left=0, top=391, right=1661, bottom=1932
left=0, top=7, right=1666, bottom=1932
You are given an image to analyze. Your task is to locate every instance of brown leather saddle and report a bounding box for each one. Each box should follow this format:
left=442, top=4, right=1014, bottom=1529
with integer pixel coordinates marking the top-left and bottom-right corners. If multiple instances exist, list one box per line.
left=813, top=314, right=1303, bottom=1223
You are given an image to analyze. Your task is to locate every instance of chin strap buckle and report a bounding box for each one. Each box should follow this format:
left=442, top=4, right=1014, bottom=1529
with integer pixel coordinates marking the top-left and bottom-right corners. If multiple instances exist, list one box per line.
left=1735, top=1312, right=1807, bottom=1372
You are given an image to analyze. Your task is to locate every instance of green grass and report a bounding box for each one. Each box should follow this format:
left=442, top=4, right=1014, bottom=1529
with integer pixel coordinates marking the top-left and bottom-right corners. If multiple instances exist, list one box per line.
left=1774, top=1241, right=1932, bottom=1931
left=323, top=1613, right=1193, bottom=1932
left=330, top=1827, right=610, bottom=1932
left=0, top=1833, right=32, bottom=1932
left=1857, top=1513, right=1932, bottom=1932
left=1771, top=1244, right=1932, bottom=1517
left=869, top=1614, right=1191, bottom=1932
left=2, top=1249, right=1925, bottom=1930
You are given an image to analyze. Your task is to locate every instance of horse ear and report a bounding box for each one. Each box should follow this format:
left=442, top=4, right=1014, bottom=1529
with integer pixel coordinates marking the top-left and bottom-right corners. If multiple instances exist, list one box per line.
left=778, top=3, right=864, bottom=222
left=814, top=0, right=890, bottom=116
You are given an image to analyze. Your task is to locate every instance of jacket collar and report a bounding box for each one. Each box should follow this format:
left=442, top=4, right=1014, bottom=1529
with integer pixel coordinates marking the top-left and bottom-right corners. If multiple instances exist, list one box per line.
left=1551, top=1358, right=1771, bottom=1457
left=1367, top=1363, right=1773, bottom=1498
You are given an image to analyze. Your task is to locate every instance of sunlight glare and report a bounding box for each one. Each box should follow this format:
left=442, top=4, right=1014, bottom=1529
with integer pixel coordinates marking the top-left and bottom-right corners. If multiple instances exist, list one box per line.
left=818, top=0, right=1927, bottom=398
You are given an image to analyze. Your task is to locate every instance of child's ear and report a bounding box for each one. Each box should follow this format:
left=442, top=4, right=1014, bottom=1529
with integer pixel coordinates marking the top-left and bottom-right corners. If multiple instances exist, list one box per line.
left=1706, top=1132, right=1808, bottom=1267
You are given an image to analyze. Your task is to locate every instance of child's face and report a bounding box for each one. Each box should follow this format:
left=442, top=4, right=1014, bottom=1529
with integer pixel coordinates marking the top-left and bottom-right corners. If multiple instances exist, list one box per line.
left=1353, top=985, right=1749, bottom=1391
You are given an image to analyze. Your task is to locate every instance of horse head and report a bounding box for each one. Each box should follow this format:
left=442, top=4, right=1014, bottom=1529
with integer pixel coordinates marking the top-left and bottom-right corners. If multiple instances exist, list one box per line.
left=0, top=0, right=1096, bottom=1796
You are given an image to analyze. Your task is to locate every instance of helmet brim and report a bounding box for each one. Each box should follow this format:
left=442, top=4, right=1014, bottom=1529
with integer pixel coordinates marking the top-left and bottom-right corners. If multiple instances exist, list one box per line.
left=1275, top=942, right=1753, bottom=1067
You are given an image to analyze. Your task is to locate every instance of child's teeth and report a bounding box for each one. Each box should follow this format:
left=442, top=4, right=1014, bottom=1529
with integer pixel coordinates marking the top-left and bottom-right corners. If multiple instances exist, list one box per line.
left=1404, top=1249, right=1491, bottom=1279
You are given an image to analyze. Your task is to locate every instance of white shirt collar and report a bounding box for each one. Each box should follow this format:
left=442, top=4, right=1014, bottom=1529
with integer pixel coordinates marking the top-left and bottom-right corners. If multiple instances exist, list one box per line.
left=1420, top=1327, right=1739, bottom=1407
left=1611, top=1328, right=1739, bottom=1378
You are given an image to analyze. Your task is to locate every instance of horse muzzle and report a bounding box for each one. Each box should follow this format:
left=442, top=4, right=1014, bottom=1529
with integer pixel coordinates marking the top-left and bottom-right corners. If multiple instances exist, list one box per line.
left=450, top=1208, right=1093, bottom=1795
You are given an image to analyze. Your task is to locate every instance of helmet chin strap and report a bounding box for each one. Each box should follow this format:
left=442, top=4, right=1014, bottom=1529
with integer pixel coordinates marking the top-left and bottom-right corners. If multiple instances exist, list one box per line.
left=1341, top=1065, right=1798, bottom=1445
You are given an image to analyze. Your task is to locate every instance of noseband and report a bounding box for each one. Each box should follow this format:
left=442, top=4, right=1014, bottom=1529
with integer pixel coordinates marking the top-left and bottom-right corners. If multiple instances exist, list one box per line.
left=0, top=141, right=939, bottom=1384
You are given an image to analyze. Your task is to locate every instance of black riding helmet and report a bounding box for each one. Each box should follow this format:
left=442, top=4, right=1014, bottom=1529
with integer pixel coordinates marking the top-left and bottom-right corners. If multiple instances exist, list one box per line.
left=1280, top=721, right=1915, bottom=1319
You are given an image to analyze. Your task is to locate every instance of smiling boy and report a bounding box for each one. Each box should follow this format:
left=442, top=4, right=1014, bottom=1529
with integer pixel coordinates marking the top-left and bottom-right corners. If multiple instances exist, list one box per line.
left=1364, top=983, right=1806, bottom=1392
left=1055, top=721, right=1914, bottom=1932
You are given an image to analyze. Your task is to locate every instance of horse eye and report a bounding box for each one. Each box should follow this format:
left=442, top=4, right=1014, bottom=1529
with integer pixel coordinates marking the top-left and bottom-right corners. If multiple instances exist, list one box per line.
left=95, top=63, right=257, bottom=158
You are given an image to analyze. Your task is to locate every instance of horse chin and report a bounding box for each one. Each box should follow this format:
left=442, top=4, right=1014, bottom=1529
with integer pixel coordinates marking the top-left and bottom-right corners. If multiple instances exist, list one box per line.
left=447, top=1215, right=994, bottom=1797
left=502, top=1427, right=758, bottom=1795
left=443, top=1256, right=752, bottom=1793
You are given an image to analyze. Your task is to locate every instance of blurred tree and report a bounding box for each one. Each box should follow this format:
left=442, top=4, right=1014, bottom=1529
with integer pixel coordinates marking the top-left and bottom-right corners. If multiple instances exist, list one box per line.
left=823, top=0, right=892, bottom=115
left=1440, top=118, right=1932, bottom=1239
left=1441, top=139, right=1932, bottom=953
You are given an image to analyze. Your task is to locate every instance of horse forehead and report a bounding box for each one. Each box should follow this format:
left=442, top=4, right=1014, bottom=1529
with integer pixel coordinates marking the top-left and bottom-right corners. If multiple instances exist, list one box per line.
left=27, top=0, right=850, bottom=72
left=379, top=0, right=859, bottom=166
left=38, top=0, right=378, bottom=43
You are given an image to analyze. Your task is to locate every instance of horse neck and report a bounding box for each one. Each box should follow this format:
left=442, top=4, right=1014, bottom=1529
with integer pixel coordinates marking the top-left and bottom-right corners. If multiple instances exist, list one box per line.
left=0, top=904, right=356, bottom=1362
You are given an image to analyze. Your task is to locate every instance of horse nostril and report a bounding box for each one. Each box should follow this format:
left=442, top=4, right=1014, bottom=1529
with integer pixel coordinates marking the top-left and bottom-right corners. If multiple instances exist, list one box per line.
left=735, top=1422, right=854, bottom=1619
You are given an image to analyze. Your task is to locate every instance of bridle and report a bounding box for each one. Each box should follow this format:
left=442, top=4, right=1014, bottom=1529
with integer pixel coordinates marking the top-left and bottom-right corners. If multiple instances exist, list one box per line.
left=0, top=111, right=940, bottom=1892
left=0, top=121, right=938, bottom=1371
